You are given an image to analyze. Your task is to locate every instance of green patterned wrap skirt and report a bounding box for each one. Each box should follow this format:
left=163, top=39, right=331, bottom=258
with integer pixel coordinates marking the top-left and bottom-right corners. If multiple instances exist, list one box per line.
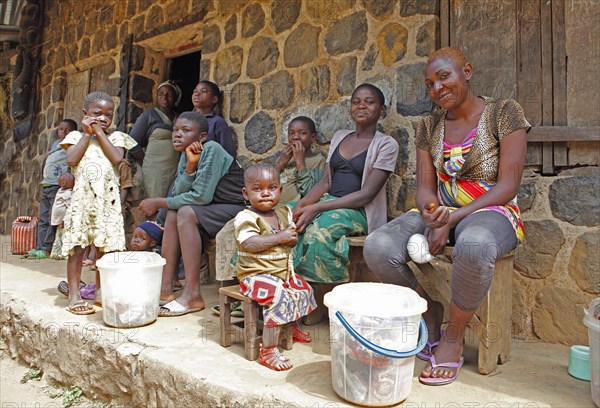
left=292, top=195, right=367, bottom=283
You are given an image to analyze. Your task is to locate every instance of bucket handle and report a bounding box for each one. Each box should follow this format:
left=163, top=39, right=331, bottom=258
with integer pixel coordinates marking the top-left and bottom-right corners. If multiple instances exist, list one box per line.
left=335, top=311, right=428, bottom=359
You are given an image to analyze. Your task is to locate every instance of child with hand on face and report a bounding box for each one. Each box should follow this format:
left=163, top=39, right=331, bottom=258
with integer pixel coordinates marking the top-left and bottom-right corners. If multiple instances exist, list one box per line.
left=213, top=116, right=325, bottom=292
left=138, top=111, right=245, bottom=317
left=60, top=91, right=137, bottom=315
left=275, top=116, right=326, bottom=204
left=234, top=164, right=316, bottom=371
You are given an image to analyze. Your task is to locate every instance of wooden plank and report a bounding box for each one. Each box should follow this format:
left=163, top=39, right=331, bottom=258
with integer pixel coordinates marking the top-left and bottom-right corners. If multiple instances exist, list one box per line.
left=541, top=1, right=553, bottom=125
left=516, top=0, right=543, bottom=126
left=526, top=143, right=543, bottom=166
left=540, top=0, right=554, bottom=174
left=552, top=0, right=568, bottom=165
left=542, top=142, right=554, bottom=174
left=439, top=0, right=450, bottom=48
left=450, top=0, right=517, bottom=99
left=551, top=0, right=567, bottom=125
left=115, top=34, right=133, bottom=132
left=64, top=70, right=89, bottom=123
left=564, top=1, right=600, bottom=127
left=554, top=142, right=568, bottom=167
left=528, top=126, right=600, bottom=142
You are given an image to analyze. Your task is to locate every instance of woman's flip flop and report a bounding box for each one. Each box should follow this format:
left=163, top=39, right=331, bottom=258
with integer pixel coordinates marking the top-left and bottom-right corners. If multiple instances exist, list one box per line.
left=66, top=301, right=95, bottom=315
left=417, top=329, right=444, bottom=361
left=418, top=355, right=464, bottom=386
left=159, top=300, right=203, bottom=317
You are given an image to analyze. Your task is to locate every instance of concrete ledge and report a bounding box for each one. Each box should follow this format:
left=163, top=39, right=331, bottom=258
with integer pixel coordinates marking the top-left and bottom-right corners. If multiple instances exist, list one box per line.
left=0, top=259, right=339, bottom=407
left=0, top=244, right=594, bottom=407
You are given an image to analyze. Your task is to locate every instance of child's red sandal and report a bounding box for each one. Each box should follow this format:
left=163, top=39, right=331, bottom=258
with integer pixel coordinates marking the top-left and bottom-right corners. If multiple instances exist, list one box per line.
left=259, top=344, right=293, bottom=371
left=292, top=325, right=312, bottom=343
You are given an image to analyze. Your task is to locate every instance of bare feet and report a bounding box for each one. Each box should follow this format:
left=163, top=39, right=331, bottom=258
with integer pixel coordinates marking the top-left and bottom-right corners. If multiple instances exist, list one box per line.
left=259, top=344, right=293, bottom=371
left=420, top=331, right=464, bottom=380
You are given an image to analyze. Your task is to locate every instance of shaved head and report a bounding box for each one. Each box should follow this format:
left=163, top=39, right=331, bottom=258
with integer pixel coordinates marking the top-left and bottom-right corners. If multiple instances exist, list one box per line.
left=427, top=47, right=469, bottom=69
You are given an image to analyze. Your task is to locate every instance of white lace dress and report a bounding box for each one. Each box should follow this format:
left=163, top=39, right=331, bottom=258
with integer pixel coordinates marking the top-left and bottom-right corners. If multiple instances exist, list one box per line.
left=60, top=131, right=137, bottom=256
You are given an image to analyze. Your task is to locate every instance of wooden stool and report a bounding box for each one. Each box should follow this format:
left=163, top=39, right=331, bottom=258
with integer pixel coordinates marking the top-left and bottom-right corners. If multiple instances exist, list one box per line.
left=218, top=285, right=293, bottom=361
left=413, top=247, right=515, bottom=374
left=347, top=235, right=380, bottom=283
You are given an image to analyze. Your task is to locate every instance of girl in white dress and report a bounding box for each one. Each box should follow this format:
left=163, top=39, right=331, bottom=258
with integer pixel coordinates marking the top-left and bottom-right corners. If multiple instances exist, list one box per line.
left=60, top=91, right=137, bottom=315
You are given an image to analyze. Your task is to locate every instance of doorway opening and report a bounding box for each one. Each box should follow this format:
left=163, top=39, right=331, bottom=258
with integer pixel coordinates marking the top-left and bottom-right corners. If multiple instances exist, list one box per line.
left=167, top=51, right=201, bottom=113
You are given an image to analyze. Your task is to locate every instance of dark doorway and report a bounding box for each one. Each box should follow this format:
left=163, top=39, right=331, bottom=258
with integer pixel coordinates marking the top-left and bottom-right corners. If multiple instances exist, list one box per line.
left=168, top=51, right=201, bottom=113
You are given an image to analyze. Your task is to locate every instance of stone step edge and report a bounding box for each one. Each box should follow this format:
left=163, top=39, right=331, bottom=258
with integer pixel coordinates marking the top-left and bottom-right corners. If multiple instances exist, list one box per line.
left=0, top=294, right=283, bottom=407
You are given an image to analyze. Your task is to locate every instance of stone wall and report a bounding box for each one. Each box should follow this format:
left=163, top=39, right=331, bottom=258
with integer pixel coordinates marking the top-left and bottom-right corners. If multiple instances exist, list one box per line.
left=513, top=168, right=599, bottom=345
left=0, top=0, right=598, bottom=344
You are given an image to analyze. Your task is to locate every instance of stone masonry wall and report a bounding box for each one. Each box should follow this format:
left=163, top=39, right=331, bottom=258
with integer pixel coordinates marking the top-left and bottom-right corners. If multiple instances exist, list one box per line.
left=0, top=0, right=597, bottom=344
left=512, top=167, right=599, bottom=345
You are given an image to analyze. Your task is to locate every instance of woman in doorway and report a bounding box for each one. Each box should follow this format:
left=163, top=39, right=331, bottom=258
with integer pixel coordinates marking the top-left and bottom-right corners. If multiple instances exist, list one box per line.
left=130, top=80, right=182, bottom=199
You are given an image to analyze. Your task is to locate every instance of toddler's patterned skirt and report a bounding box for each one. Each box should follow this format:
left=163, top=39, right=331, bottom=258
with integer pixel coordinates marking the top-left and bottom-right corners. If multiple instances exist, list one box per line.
left=240, top=273, right=316, bottom=327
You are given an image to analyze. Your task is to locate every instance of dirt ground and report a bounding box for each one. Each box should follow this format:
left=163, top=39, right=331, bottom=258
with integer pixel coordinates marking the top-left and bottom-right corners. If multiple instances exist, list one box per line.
left=0, top=351, right=120, bottom=408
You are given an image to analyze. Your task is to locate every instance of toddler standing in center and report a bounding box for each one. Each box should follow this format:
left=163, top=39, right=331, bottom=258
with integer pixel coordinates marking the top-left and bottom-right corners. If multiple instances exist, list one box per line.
left=234, top=164, right=316, bottom=371
left=60, top=91, right=137, bottom=315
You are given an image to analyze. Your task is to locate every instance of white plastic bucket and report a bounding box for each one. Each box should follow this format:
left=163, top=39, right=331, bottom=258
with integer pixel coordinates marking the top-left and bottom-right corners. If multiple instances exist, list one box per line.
left=97, top=251, right=166, bottom=328
left=584, top=297, right=600, bottom=407
left=324, top=283, right=427, bottom=406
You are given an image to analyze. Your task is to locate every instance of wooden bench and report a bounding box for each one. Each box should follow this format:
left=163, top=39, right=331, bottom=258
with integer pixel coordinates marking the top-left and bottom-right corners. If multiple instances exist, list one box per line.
left=218, top=285, right=293, bottom=360
left=347, top=235, right=380, bottom=283
left=206, top=238, right=216, bottom=282
left=412, top=247, right=514, bottom=375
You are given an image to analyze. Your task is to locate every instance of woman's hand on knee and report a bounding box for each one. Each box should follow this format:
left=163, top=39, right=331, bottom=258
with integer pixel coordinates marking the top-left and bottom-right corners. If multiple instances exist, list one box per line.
left=293, top=204, right=319, bottom=233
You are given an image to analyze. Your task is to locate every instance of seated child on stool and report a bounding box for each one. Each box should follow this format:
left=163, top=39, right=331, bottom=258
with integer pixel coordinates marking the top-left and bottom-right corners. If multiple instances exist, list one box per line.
left=234, top=164, right=317, bottom=371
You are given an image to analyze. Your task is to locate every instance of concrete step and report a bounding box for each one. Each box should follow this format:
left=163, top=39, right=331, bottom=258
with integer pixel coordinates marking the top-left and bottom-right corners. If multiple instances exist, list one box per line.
left=0, top=244, right=594, bottom=407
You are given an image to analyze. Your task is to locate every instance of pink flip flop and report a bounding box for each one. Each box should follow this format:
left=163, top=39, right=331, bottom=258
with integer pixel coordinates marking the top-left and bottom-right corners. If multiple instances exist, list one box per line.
left=419, top=355, right=464, bottom=386
left=417, top=329, right=444, bottom=361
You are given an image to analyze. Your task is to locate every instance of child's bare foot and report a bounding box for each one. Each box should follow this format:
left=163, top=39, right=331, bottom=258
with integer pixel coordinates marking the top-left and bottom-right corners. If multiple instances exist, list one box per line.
left=259, top=344, right=292, bottom=371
